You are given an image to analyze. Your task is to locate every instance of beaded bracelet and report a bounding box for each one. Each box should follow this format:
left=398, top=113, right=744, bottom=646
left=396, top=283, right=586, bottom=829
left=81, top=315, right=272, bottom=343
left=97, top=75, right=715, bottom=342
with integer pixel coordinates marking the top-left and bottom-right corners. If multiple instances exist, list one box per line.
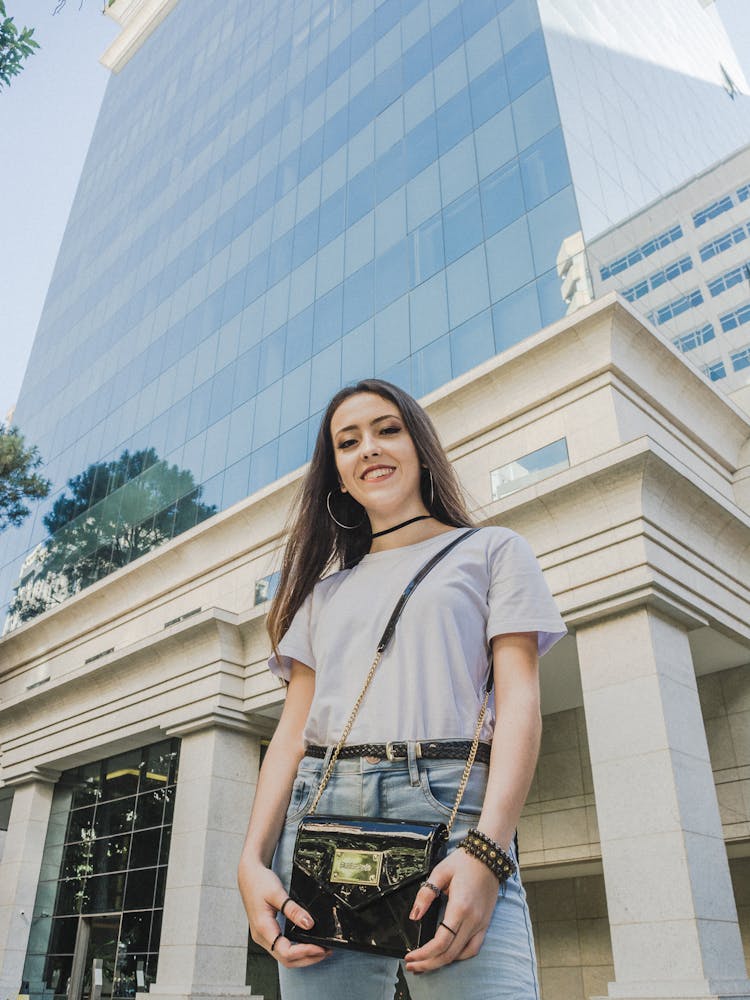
left=459, top=827, right=516, bottom=883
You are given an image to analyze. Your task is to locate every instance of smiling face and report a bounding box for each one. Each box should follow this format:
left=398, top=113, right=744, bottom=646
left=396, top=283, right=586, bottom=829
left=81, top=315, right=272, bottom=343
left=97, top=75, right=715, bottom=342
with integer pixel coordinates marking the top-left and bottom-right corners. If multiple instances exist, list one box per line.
left=329, top=392, right=427, bottom=528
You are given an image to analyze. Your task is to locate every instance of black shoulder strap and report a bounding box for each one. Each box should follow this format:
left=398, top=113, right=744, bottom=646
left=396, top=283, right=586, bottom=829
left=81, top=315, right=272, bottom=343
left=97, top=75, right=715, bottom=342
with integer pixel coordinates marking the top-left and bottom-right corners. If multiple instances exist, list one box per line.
left=376, top=528, right=479, bottom=654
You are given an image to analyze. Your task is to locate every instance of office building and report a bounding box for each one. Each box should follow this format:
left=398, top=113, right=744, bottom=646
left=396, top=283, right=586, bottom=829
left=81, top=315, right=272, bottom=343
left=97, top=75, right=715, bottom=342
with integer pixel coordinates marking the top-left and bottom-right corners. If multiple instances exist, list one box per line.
left=2, top=3, right=750, bottom=999
left=587, top=143, right=750, bottom=409
left=2, top=0, right=749, bottom=629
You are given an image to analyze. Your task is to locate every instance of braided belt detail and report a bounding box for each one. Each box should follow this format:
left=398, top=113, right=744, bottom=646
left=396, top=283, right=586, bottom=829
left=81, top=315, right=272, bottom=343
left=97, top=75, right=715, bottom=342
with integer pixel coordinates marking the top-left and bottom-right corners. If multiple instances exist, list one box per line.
left=305, top=739, right=492, bottom=765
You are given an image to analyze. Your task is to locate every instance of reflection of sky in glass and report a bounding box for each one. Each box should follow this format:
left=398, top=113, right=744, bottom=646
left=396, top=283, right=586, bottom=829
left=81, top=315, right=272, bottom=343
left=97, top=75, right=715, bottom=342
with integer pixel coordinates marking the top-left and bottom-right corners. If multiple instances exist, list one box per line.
left=491, top=438, right=570, bottom=500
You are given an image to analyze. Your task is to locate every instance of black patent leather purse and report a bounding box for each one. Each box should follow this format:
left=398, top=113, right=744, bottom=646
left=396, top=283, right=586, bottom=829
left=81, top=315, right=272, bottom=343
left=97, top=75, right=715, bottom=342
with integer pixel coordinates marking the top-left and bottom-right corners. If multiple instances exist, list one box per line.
left=285, top=528, right=491, bottom=957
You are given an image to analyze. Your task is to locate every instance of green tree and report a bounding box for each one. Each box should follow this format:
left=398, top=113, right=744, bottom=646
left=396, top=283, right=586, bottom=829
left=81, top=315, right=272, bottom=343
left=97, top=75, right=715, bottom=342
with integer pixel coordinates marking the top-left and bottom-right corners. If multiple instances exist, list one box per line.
left=0, top=1, right=39, bottom=90
left=7, top=447, right=216, bottom=627
left=0, top=424, right=50, bottom=532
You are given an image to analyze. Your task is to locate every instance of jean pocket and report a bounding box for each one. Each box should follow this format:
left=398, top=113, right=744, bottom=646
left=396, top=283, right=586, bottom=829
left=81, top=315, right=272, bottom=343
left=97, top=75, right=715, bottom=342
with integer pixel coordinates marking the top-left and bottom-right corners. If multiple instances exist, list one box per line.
left=419, top=761, right=487, bottom=821
left=285, top=774, right=315, bottom=823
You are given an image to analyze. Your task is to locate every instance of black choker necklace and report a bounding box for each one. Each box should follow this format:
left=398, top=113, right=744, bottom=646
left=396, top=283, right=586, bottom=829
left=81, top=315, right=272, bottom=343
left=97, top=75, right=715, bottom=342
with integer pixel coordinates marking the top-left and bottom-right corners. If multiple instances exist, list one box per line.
left=371, top=514, right=432, bottom=539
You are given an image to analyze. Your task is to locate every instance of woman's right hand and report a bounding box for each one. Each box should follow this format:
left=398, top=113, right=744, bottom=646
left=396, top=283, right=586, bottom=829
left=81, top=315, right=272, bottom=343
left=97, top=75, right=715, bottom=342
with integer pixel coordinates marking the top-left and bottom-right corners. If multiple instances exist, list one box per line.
left=244, top=861, right=333, bottom=968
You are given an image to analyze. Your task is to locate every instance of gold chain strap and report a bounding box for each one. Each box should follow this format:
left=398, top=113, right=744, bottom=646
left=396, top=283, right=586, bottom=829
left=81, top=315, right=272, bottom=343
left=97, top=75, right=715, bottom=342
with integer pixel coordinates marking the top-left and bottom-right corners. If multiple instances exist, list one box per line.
left=308, top=646, right=491, bottom=835
left=308, top=648, right=384, bottom=814
left=444, top=688, right=490, bottom=836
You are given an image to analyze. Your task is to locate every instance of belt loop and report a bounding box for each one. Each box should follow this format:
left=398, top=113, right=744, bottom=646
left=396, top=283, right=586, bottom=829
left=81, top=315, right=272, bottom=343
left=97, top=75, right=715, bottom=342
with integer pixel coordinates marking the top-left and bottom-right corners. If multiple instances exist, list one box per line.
left=322, top=745, right=335, bottom=771
left=406, top=741, right=420, bottom=786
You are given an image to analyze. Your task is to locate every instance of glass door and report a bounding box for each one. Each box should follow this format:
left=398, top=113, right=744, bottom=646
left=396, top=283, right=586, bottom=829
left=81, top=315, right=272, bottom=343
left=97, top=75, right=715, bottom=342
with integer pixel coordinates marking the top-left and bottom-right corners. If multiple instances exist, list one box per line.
left=68, top=915, right=120, bottom=1000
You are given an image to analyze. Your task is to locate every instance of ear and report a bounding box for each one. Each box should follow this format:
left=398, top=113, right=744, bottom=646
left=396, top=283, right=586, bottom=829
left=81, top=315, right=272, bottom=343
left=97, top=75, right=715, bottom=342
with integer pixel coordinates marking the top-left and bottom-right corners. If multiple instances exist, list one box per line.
left=340, top=484, right=347, bottom=493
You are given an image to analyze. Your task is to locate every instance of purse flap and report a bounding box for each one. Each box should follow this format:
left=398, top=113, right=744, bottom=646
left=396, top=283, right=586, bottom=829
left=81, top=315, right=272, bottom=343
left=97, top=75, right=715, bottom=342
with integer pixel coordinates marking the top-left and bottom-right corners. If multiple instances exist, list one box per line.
left=292, top=815, right=447, bottom=913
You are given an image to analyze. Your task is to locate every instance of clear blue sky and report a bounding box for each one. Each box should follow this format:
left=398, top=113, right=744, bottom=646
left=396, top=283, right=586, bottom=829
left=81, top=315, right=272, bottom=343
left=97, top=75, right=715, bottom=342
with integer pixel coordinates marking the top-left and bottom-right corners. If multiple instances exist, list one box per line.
left=0, top=2, right=117, bottom=423
left=0, top=1, right=749, bottom=428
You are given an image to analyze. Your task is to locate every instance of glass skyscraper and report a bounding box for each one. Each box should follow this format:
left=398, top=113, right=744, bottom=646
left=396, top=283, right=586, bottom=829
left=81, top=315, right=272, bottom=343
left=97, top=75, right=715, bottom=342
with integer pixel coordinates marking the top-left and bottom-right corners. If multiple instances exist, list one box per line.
left=2, top=0, right=750, bottom=630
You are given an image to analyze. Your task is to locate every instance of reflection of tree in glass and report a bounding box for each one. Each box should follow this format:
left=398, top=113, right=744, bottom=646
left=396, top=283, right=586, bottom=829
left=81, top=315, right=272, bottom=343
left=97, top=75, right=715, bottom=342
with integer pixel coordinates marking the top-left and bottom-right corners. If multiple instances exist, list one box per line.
left=7, top=447, right=216, bottom=629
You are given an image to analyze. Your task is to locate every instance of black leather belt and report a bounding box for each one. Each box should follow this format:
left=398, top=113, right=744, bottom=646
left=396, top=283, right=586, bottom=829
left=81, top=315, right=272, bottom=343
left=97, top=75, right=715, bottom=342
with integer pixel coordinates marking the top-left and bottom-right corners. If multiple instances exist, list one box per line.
left=305, top=740, right=492, bottom=765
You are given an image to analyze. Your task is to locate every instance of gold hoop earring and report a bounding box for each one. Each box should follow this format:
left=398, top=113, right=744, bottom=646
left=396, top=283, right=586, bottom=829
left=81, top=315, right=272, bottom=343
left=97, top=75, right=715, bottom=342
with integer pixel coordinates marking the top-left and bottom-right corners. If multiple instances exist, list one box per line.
left=326, top=491, right=365, bottom=530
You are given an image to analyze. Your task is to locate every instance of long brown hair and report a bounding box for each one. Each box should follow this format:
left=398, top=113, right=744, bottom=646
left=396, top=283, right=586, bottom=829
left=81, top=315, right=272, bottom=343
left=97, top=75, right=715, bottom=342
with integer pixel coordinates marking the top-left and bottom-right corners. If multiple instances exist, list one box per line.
left=267, top=379, right=473, bottom=652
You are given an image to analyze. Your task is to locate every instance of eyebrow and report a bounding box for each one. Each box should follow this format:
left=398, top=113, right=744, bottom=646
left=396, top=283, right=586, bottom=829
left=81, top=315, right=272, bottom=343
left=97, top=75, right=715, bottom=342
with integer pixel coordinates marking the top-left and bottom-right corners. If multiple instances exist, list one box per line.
left=333, top=414, right=400, bottom=437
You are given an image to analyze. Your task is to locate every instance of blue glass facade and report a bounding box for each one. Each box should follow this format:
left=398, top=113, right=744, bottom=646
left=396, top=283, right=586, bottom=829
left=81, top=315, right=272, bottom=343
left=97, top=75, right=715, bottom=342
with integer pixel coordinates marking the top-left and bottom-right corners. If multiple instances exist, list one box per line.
left=1, top=0, right=583, bottom=628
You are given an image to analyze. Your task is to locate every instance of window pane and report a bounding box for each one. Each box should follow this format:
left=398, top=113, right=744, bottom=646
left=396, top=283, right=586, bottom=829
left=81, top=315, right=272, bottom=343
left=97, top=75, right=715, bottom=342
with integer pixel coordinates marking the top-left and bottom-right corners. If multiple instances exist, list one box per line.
left=446, top=245, right=490, bottom=327
left=519, top=127, right=571, bottom=211
left=436, top=88, right=473, bottom=154
left=343, top=260, right=376, bottom=332
left=527, top=185, right=580, bottom=276
left=409, top=271, right=449, bottom=351
left=124, top=866, right=158, bottom=911
left=450, top=309, right=495, bottom=377
left=82, top=871, right=127, bottom=913
left=443, top=188, right=483, bottom=264
left=469, top=60, right=510, bottom=127
left=285, top=305, right=314, bottom=370
left=512, top=76, right=559, bottom=151
left=492, top=281, right=541, bottom=352
left=375, top=239, right=409, bottom=310
left=129, top=827, right=162, bottom=871
left=133, top=791, right=165, bottom=831
left=412, top=333, right=452, bottom=396
left=280, top=362, right=311, bottom=433
left=505, top=30, right=549, bottom=100
left=94, top=798, right=135, bottom=839
left=89, top=835, right=131, bottom=876
left=486, top=216, right=535, bottom=303
left=277, top=422, right=309, bottom=477
left=480, top=160, right=525, bottom=237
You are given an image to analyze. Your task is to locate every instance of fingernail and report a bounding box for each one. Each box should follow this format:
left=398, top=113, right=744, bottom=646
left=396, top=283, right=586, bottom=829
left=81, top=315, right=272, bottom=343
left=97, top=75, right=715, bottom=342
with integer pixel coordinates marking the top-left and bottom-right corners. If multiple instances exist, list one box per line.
left=301, top=916, right=313, bottom=928
left=410, top=908, right=420, bottom=920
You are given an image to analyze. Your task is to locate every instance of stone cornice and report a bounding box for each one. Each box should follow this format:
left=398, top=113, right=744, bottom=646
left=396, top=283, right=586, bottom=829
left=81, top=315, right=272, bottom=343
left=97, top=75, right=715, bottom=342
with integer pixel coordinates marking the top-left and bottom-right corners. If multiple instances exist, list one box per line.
left=4, top=766, right=61, bottom=788
left=100, top=0, right=180, bottom=73
left=0, top=607, right=257, bottom=721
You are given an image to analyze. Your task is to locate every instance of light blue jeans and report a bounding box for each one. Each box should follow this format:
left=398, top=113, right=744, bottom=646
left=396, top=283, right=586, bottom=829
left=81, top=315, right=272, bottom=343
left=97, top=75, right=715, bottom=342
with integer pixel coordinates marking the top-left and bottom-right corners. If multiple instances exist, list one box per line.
left=272, top=747, right=540, bottom=1000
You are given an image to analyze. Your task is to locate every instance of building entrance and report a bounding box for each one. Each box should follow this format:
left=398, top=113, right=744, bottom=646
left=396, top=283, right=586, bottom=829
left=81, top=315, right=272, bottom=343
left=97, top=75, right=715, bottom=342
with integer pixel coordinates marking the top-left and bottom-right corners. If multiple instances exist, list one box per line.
left=69, top=915, right=119, bottom=1000
left=20, top=739, right=180, bottom=1000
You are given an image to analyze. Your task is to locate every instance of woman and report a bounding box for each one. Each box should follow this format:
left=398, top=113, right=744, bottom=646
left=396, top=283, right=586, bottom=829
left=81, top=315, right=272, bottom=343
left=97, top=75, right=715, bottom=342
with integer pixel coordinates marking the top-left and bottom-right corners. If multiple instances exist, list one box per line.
left=238, top=379, right=566, bottom=999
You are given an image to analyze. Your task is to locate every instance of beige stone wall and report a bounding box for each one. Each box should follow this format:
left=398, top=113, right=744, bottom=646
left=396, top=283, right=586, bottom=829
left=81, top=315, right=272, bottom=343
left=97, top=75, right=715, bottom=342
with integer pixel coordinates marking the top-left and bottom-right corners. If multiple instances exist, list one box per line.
left=521, top=665, right=750, bottom=1000
left=526, top=874, right=613, bottom=1000
left=521, top=707, right=598, bottom=867
left=698, top=663, right=750, bottom=841
left=731, top=857, right=750, bottom=970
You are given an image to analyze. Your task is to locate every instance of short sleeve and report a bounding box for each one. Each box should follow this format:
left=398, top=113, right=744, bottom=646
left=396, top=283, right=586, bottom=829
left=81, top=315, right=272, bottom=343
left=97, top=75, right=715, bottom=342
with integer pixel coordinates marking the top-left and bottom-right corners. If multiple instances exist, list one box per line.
left=486, top=531, right=567, bottom=656
left=267, top=591, right=316, bottom=681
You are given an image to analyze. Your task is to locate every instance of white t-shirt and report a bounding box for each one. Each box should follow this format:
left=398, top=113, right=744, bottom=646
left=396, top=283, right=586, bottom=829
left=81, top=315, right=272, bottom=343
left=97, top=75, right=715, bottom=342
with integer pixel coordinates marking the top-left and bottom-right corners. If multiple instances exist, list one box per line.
left=268, top=526, right=567, bottom=745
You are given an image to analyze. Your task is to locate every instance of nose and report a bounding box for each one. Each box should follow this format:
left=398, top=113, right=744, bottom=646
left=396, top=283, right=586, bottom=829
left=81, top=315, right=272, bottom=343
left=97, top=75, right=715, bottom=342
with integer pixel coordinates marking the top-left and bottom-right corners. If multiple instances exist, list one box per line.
left=361, top=434, right=381, bottom=459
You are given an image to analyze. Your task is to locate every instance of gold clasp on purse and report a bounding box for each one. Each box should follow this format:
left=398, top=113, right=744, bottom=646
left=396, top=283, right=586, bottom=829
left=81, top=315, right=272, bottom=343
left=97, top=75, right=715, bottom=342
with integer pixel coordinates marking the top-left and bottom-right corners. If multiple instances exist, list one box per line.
left=331, top=848, right=384, bottom=885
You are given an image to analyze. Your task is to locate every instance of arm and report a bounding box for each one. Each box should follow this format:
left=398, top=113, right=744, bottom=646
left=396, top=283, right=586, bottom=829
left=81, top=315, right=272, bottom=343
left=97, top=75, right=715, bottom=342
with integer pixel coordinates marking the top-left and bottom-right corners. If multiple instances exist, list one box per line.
left=404, top=632, right=541, bottom=973
left=237, top=659, right=331, bottom=968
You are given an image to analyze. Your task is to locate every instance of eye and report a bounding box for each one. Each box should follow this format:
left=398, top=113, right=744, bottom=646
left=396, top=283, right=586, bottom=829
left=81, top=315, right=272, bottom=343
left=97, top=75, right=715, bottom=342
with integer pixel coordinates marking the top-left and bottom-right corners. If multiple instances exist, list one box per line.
left=380, top=424, right=401, bottom=435
left=337, top=438, right=357, bottom=450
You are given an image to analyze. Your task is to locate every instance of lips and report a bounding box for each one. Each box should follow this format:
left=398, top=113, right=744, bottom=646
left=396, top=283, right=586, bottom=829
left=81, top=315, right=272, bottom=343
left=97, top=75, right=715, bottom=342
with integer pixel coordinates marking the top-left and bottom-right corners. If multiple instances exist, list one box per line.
left=361, top=465, right=395, bottom=481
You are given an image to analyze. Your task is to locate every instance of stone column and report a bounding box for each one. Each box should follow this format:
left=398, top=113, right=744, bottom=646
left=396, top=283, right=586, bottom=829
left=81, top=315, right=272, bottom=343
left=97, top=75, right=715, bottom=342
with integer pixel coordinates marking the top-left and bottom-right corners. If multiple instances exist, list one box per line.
left=576, top=607, right=750, bottom=1000
left=0, top=770, right=58, bottom=1000
left=150, top=720, right=264, bottom=1000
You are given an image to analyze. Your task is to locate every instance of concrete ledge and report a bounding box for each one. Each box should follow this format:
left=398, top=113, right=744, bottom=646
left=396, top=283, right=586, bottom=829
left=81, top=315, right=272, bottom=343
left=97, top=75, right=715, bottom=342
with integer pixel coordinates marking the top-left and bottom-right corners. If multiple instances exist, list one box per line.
left=100, top=0, right=180, bottom=73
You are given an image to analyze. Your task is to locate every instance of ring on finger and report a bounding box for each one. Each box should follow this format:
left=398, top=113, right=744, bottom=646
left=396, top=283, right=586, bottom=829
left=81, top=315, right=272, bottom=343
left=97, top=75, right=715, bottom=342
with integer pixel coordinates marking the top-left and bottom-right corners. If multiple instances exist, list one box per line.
left=439, top=920, right=458, bottom=936
left=270, top=931, right=283, bottom=954
left=420, top=880, right=442, bottom=898
left=280, top=896, right=294, bottom=918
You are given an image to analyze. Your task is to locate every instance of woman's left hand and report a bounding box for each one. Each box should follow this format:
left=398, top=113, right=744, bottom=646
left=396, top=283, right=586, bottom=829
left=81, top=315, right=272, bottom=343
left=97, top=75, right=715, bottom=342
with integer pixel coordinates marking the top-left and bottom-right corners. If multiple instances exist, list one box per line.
left=403, top=847, right=500, bottom=973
